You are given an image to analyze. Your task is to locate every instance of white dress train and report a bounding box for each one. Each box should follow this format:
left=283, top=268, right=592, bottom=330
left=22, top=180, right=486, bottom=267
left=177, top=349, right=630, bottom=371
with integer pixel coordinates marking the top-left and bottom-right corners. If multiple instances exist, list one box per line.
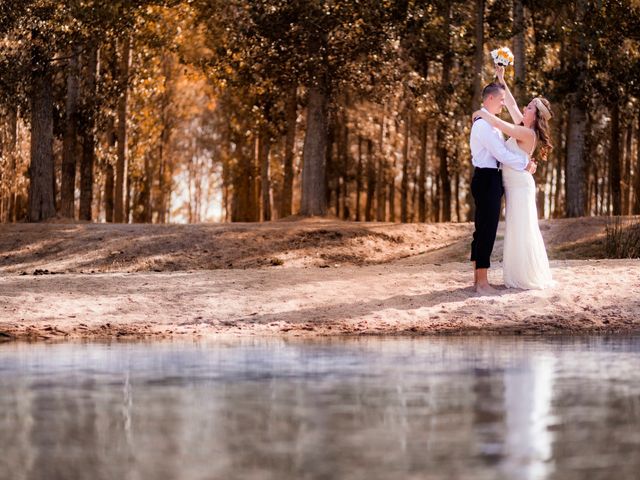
left=502, top=137, right=554, bottom=290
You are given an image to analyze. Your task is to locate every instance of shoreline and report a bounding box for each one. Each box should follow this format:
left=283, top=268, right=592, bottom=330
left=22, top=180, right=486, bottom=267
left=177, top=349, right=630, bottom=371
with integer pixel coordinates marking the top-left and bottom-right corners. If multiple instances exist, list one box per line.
left=2, top=259, right=639, bottom=342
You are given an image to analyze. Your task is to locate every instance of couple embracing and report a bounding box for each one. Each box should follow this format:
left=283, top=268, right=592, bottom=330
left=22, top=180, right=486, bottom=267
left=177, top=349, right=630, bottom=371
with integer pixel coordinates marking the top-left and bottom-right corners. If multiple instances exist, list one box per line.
left=470, top=66, right=555, bottom=295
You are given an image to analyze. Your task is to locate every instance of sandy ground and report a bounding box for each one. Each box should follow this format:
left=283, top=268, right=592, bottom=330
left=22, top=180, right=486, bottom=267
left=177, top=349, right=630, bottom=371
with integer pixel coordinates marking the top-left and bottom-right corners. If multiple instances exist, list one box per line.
left=1, top=217, right=638, bottom=341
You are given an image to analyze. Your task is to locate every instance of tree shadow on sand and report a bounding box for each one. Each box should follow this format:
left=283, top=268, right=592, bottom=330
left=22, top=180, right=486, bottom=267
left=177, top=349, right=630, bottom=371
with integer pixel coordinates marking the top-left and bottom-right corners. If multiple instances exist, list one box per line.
left=0, top=222, right=463, bottom=273
left=223, top=286, right=519, bottom=327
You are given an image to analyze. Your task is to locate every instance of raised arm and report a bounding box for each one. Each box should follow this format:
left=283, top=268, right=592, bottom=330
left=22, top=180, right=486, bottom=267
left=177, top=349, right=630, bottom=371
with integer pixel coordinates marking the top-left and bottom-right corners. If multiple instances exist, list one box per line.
left=473, top=108, right=536, bottom=146
left=496, top=66, right=523, bottom=125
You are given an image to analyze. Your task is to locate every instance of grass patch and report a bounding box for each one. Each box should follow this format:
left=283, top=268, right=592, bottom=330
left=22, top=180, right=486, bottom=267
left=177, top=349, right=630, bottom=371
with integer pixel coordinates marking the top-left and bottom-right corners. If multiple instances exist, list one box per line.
left=604, top=217, right=640, bottom=258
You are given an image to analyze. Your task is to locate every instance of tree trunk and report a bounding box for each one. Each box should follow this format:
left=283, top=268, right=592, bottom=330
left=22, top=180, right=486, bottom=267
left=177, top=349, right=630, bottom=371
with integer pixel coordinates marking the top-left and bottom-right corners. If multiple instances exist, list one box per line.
left=1, top=113, right=6, bottom=219
left=606, top=145, right=611, bottom=214
left=125, top=160, right=131, bottom=223
left=592, top=164, right=599, bottom=215
left=329, top=120, right=339, bottom=217
left=467, top=0, right=484, bottom=221
left=410, top=156, right=418, bottom=222
left=95, top=171, right=102, bottom=221
left=552, top=40, right=567, bottom=218
left=157, top=143, right=167, bottom=223
left=115, top=35, right=131, bottom=223
left=610, top=102, right=622, bottom=215
left=472, top=0, right=484, bottom=110
left=28, top=42, right=56, bottom=222
left=376, top=116, right=386, bottom=221
left=629, top=109, right=640, bottom=215
left=355, top=135, right=363, bottom=221
left=545, top=155, right=554, bottom=217
left=623, top=118, right=632, bottom=215
left=342, top=117, right=351, bottom=221
left=418, top=120, right=428, bottom=223
left=553, top=110, right=565, bottom=217
left=104, top=165, right=114, bottom=222
left=455, top=167, right=460, bottom=222
left=401, top=112, right=410, bottom=223
left=231, top=133, right=255, bottom=222
left=565, top=0, right=588, bottom=218
left=634, top=108, right=640, bottom=214
left=365, top=139, right=375, bottom=221
left=104, top=118, right=116, bottom=222
left=259, top=129, right=271, bottom=221
left=79, top=44, right=98, bottom=221
left=280, top=84, right=296, bottom=218
left=337, top=105, right=351, bottom=220
left=7, top=105, right=18, bottom=222
left=342, top=177, right=350, bottom=220
left=388, top=120, right=396, bottom=223
left=565, top=102, right=587, bottom=217
left=433, top=173, right=441, bottom=222
left=437, top=3, right=452, bottom=222
left=250, top=149, right=259, bottom=219
left=221, top=119, right=231, bottom=221
left=140, top=153, right=152, bottom=222
left=436, top=131, right=450, bottom=222
left=512, top=0, right=526, bottom=104
left=156, top=55, right=174, bottom=224
left=60, top=45, right=80, bottom=218
left=536, top=158, right=547, bottom=218
left=300, top=83, right=328, bottom=216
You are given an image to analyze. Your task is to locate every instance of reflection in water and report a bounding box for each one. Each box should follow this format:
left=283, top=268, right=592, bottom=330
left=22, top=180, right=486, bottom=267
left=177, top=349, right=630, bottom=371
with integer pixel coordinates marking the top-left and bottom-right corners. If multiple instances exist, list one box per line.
left=502, top=354, right=555, bottom=480
left=1, top=337, right=639, bottom=480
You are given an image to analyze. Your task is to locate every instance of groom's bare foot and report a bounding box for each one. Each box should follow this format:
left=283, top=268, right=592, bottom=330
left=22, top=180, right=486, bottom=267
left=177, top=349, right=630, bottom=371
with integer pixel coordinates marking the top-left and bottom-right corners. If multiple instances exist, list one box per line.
left=475, top=283, right=498, bottom=295
left=474, top=268, right=496, bottom=294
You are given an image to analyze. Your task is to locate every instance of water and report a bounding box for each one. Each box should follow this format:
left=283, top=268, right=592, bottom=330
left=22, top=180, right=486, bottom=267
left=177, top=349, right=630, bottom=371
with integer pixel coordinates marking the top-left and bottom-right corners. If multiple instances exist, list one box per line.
left=1, top=337, right=639, bottom=480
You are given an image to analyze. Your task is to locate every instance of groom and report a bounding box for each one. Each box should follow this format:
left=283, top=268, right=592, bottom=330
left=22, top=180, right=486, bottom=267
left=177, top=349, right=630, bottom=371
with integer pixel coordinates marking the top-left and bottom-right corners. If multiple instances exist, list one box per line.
left=470, top=82, right=536, bottom=295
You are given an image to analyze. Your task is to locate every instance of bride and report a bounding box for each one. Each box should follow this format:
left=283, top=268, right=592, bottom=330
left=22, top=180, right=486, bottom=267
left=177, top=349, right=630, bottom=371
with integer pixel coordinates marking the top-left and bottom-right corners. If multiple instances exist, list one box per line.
left=473, top=66, right=555, bottom=290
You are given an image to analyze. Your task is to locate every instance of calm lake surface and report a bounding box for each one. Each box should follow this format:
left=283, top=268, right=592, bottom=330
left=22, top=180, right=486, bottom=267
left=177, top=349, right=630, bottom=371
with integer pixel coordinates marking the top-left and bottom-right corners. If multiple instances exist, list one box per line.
left=1, top=336, right=639, bottom=480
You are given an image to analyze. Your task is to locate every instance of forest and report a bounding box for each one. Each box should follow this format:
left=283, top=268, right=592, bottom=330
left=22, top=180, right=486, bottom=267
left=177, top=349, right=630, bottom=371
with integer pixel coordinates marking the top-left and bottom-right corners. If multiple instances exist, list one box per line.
left=1, top=0, right=639, bottom=224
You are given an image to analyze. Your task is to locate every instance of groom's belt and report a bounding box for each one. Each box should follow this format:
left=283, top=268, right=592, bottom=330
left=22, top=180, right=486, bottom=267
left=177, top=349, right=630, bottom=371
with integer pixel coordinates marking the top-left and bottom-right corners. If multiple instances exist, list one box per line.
left=474, top=166, right=502, bottom=171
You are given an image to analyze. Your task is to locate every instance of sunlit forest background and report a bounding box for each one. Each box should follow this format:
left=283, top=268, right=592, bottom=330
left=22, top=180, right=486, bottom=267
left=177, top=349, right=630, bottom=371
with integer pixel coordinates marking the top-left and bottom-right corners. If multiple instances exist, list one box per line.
left=1, top=0, right=639, bottom=224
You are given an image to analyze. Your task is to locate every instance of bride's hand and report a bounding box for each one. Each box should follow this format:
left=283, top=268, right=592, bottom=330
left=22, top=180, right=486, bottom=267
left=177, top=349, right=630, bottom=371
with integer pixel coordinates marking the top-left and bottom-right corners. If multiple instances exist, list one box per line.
left=472, top=109, right=486, bottom=123
left=525, top=160, right=537, bottom=174
left=495, top=65, right=505, bottom=84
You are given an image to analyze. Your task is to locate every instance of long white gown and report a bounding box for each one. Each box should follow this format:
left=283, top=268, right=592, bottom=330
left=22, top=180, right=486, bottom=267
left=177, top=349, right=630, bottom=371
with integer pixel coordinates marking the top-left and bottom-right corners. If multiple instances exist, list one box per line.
left=502, top=137, right=554, bottom=290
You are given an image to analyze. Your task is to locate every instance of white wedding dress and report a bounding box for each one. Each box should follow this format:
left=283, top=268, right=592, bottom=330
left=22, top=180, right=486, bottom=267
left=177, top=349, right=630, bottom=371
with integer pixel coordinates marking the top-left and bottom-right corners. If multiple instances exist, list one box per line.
left=501, top=137, right=554, bottom=289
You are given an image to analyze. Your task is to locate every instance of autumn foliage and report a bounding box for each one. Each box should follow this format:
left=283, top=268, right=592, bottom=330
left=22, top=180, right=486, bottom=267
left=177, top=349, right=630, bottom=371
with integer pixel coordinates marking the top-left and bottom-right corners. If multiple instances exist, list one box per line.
left=1, top=0, right=639, bottom=224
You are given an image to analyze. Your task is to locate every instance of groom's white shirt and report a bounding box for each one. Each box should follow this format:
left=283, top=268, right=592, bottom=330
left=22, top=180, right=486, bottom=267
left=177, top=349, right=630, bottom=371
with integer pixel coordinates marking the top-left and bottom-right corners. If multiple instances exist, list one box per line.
left=470, top=108, right=528, bottom=171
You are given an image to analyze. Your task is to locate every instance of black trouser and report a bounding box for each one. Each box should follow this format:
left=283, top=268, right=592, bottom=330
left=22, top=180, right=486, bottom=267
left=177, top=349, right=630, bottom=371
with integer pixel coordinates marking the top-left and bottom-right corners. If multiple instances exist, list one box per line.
left=470, top=167, right=503, bottom=269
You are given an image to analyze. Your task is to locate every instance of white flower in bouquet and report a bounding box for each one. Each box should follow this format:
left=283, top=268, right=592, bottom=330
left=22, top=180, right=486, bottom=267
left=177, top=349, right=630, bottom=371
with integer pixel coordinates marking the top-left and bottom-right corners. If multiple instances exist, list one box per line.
left=491, top=47, right=514, bottom=67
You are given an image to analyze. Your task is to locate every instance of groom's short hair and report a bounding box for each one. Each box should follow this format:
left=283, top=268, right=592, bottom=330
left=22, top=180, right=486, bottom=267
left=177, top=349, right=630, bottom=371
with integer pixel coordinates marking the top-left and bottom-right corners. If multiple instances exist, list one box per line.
left=482, top=82, right=505, bottom=100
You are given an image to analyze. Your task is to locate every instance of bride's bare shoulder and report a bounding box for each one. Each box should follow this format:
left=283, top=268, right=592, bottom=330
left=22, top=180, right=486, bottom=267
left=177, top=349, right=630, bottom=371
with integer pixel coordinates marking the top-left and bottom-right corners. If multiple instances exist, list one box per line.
left=515, top=130, right=536, bottom=154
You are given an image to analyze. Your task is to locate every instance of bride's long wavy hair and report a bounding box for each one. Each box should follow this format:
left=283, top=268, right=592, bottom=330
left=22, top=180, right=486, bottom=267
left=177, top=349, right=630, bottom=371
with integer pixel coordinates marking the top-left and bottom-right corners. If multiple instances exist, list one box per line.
left=532, top=97, right=553, bottom=161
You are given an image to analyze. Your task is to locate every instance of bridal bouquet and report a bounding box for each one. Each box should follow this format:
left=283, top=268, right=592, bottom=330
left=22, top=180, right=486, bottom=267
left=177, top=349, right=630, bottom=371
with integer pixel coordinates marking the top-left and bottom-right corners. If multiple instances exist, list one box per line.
left=491, top=47, right=514, bottom=67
